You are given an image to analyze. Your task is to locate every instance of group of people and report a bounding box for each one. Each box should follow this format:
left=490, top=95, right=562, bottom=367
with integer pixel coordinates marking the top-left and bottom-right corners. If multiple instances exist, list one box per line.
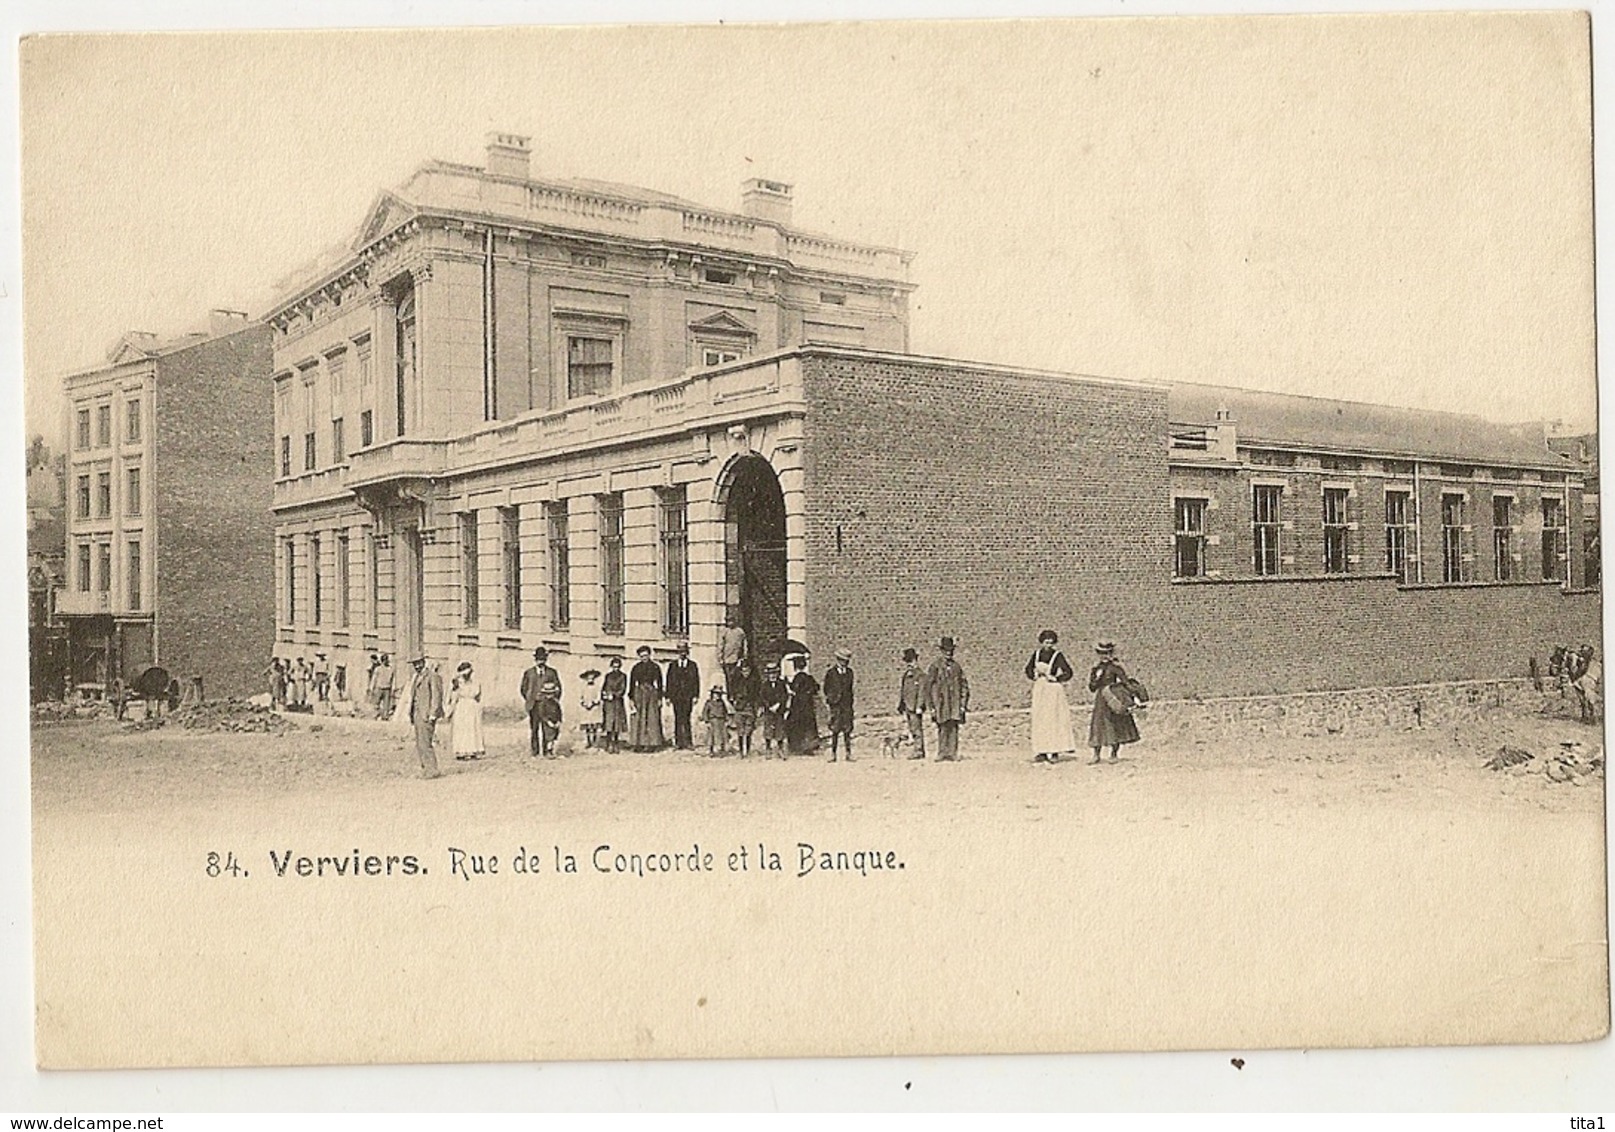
left=1025, top=631, right=1147, bottom=765
left=266, top=654, right=336, bottom=711
left=273, top=614, right=1147, bottom=779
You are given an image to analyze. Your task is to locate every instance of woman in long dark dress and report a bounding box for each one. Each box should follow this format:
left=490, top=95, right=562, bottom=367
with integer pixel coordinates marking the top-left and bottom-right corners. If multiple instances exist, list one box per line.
left=1087, top=640, right=1140, bottom=764
left=627, top=645, right=666, bottom=751
left=599, top=656, right=629, bottom=752
left=783, top=655, right=822, bottom=756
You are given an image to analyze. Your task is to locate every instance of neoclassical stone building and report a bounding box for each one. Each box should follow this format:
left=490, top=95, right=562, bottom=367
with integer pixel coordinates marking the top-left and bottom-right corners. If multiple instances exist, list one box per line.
left=267, top=134, right=913, bottom=703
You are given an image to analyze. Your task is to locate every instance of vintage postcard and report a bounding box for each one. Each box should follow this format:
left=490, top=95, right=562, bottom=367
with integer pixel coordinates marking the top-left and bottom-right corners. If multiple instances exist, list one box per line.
left=17, top=12, right=1608, bottom=1072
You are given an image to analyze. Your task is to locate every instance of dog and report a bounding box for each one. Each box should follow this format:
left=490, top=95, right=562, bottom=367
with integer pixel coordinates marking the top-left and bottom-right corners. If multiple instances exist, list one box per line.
left=879, top=733, right=909, bottom=759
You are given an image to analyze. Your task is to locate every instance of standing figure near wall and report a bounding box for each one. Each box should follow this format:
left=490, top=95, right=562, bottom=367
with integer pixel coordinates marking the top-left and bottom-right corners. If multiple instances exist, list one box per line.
left=1087, top=640, right=1141, bottom=764
left=1026, top=629, right=1077, bottom=764
left=759, top=660, right=789, bottom=758
left=628, top=645, right=666, bottom=752
left=924, top=637, right=970, bottom=762
left=665, top=643, right=701, bottom=750
left=823, top=650, right=855, bottom=762
left=520, top=647, right=564, bottom=758
left=719, top=615, right=748, bottom=694
left=449, top=661, right=485, bottom=761
left=784, top=655, right=822, bottom=756
left=599, top=657, right=629, bottom=752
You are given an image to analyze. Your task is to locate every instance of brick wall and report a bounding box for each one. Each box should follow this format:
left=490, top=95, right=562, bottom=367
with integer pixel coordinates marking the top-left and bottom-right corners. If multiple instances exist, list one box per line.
left=798, top=352, right=1602, bottom=715
left=153, top=326, right=276, bottom=696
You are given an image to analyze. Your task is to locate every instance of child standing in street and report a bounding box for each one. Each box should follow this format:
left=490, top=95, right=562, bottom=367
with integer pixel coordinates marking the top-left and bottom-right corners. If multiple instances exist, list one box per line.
left=702, top=685, right=732, bottom=756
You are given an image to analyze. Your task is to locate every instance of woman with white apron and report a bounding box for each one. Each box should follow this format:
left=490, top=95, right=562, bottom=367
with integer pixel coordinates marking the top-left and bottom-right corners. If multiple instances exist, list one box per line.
left=1025, top=629, right=1077, bottom=763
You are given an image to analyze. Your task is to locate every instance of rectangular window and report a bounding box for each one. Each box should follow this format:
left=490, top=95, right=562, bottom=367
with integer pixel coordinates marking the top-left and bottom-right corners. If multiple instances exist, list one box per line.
left=125, top=399, right=141, bottom=443
left=76, top=475, right=90, bottom=520
left=96, top=405, right=111, bottom=447
left=1385, top=490, right=1412, bottom=582
left=702, top=347, right=741, bottom=367
left=337, top=532, right=351, bottom=628
left=332, top=418, right=346, bottom=464
left=1493, top=496, right=1515, bottom=581
left=546, top=501, right=570, bottom=630
left=77, top=543, right=91, bottom=592
left=360, top=410, right=374, bottom=449
left=304, top=431, right=317, bottom=471
left=284, top=539, right=296, bottom=624
left=461, top=512, right=480, bottom=627
left=127, top=541, right=141, bottom=610
left=1440, top=493, right=1466, bottom=583
left=501, top=507, right=522, bottom=630
left=96, top=543, right=111, bottom=594
left=356, top=336, right=373, bottom=387
left=280, top=436, right=292, bottom=477
left=366, top=528, right=380, bottom=631
left=76, top=409, right=91, bottom=450
left=1542, top=497, right=1566, bottom=581
left=1252, top=485, right=1283, bottom=576
left=310, top=535, right=323, bottom=625
left=599, top=493, right=625, bottom=635
left=1322, top=488, right=1350, bottom=573
left=96, top=472, right=111, bottom=518
left=660, top=489, right=689, bottom=635
left=125, top=467, right=141, bottom=516
left=567, top=336, right=614, bottom=398
left=1173, top=498, right=1207, bottom=578
left=328, top=351, right=346, bottom=401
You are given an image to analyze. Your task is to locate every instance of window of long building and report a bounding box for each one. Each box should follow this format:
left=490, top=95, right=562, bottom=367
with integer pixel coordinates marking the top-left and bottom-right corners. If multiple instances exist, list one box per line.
left=567, top=336, right=615, bottom=398
left=304, top=431, right=317, bottom=472
left=76, top=408, right=91, bottom=451
left=125, top=399, right=141, bottom=444
left=1252, top=485, right=1283, bottom=576
left=125, top=467, right=141, bottom=516
left=96, top=543, right=111, bottom=594
left=310, top=534, right=323, bottom=625
left=280, top=436, right=291, bottom=478
left=77, top=543, right=91, bottom=593
left=1322, top=488, right=1350, bottom=573
left=366, top=528, right=380, bottom=631
left=501, top=507, right=522, bottom=630
left=76, top=475, right=90, bottom=520
left=284, top=538, right=296, bottom=623
left=1542, top=497, right=1566, bottom=581
left=599, top=493, right=625, bottom=635
left=546, top=501, right=570, bottom=629
left=332, top=418, right=345, bottom=465
left=127, top=541, right=141, bottom=610
left=96, top=405, right=111, bottom=448
left=1385, top=490, right=1412, bottom=582
left=461, top=512, right=480, bottom=627
left=96, top=472, right=111, bottom=518
left=1173, top=497, right=1207, bottom=579
left=337, top=532, right=351, bottom=628
left=660, top=488, right=689, bottom=635
left=1493, top=496, right=1515, bottom=581
left=360, top=411, right=373, bottom=449
left=1440, top=493, right=1466, bottom=583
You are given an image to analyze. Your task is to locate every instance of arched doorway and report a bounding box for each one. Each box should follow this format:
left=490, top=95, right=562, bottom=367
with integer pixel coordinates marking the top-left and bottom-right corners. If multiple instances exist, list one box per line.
left=723, top=454, right=789, bottom=659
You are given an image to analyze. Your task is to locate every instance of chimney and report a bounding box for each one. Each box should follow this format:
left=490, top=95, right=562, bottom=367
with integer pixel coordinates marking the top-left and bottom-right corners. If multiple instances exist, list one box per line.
left=209, top=309, right=249, bottom=337
left=740, top=178, right=793, bottom=227
left=486, top=132, right=532, bottom=179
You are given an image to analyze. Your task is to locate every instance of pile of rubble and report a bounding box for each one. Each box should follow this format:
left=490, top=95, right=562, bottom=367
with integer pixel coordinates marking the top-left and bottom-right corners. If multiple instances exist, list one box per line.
left=124, top=699, right=291, bottom=736
left=1483, top=741, right=1603, bottom=784
left=30, top=700, right=106, bottom=723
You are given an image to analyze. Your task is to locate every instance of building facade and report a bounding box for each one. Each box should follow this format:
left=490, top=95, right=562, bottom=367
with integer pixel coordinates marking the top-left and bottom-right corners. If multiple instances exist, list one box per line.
left=58, top=313, right=275, bottom=697
left=265, top=135, right=1598, bottom=715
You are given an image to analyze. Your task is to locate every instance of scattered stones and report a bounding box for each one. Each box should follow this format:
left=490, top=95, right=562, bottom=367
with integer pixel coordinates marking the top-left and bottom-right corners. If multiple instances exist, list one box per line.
left=123, top=698, right=291, bottom=735
left=1485, top=746, right=1535, bottom=771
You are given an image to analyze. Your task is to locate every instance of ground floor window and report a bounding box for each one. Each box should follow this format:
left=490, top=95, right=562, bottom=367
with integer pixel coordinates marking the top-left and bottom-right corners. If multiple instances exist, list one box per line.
left=546, top=501, right=570, bottom=629
left=1322, top=488, right=1350, bottom=573
left=599, top=493, right=625, bottom=635
left=1440, top=493, right=1466, bottom=583
left=660, top=488, right=689, bottom=634
left=1493, top=496, right=1515, bottom=581
left=1173, top=497, right=1206, bottom=578
left=1252, top=485, right=1282, bottom=576
left=1542, top=497, right=1566, bottom=582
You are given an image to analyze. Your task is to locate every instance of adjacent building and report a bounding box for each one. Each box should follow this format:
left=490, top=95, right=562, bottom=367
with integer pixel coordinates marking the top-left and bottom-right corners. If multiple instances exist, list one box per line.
left=265, top=134, right=1598, bottom=713
left=58, top=313, right=275, bottom=697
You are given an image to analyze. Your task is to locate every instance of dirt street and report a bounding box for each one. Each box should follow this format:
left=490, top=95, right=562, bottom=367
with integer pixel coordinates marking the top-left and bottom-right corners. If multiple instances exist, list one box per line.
left=30, top=704, right=1609, bottom=1068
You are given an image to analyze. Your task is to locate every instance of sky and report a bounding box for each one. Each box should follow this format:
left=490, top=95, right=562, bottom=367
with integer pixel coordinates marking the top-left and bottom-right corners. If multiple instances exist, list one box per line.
left=16, top=12, right=1597, bottom=448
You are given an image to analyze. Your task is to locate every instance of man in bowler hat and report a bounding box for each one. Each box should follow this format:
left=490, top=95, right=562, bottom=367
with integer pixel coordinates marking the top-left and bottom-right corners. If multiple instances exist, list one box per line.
left=924, top=636, right=970, bottom=761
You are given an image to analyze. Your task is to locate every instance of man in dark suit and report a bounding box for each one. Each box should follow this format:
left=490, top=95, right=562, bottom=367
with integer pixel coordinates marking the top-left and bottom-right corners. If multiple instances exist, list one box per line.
left=823, top=649, right=855, bottom=762
left=519, top=646, right=564, bottom=758
left=664, top=642, right=701, bottom=749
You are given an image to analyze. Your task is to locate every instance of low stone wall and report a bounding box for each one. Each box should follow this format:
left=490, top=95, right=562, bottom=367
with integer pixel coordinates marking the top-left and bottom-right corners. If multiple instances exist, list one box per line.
left=847, top=678, right=1584, bottom=757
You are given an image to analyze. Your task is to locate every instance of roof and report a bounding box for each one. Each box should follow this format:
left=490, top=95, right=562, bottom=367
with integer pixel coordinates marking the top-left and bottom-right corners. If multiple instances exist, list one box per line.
left=1169, top=382, right=1573, bottom=469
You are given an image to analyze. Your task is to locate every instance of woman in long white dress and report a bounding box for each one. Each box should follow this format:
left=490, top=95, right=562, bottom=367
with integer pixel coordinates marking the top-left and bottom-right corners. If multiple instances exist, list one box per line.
left=449, top=661, right=485, bottom=761
left=1025, top=629, right=1077, bottom=764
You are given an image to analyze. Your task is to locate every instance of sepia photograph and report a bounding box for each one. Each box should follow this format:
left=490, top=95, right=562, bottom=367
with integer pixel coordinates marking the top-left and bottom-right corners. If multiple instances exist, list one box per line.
left=6, top=0, right=1612, bottom=1110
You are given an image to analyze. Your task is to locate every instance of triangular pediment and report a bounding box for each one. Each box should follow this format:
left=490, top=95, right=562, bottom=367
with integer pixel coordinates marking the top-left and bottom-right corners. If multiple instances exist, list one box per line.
left=105, top=333, right=158, bottom=366
left=688, top=310, right=756, bottom=336
left=353, top=190, right=418, bottom=251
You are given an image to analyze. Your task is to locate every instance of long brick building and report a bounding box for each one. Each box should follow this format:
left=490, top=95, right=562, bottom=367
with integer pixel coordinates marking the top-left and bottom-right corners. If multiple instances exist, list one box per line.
left=264, top=134, right=1598, bottom=713
left=58, top=313, right=275, bottom=698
